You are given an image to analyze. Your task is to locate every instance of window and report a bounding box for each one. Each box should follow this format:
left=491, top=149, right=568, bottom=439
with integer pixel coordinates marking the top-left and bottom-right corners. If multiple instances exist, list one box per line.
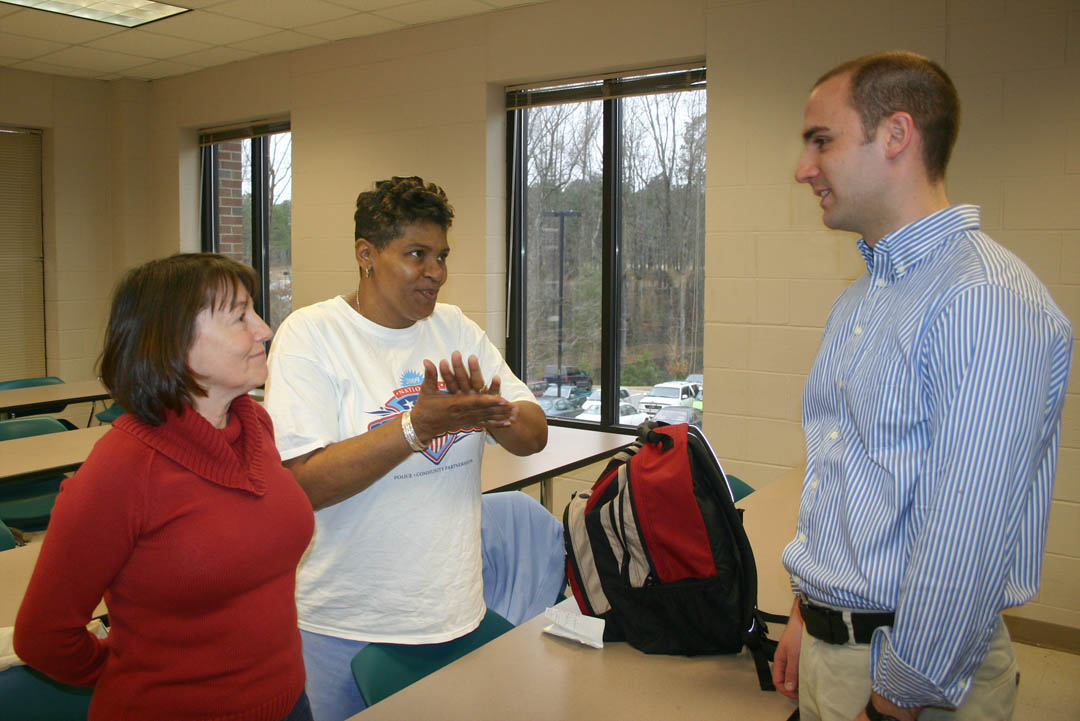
left=506, top=66, right=706, bottom=427
left=200, top=120, right=292, bottom=331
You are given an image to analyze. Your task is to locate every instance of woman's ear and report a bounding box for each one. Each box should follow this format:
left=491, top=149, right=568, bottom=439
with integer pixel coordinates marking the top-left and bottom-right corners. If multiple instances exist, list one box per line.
left=355, top=237, right=373, bottom=266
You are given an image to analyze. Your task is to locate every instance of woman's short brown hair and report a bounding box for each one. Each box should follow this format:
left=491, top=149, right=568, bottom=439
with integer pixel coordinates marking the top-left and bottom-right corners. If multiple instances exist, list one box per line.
left=98, top=253, right=258, bottom=426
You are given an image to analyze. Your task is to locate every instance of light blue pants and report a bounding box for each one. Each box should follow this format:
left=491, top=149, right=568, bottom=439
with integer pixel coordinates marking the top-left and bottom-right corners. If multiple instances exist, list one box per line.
left=301, top=491, right=566, bottom=721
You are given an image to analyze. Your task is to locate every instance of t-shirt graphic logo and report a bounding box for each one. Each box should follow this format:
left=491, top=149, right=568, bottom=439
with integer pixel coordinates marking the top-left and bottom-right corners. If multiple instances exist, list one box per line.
left=367, top=370, right=482, bottom=464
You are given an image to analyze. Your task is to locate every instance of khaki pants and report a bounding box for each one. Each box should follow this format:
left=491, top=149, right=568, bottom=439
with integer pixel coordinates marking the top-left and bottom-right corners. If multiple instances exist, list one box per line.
left=798, top=616, right=1018, bottom=721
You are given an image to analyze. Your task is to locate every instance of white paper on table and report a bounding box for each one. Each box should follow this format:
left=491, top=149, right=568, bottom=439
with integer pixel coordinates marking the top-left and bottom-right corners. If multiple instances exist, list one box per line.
left=541, top=596, right=605, bottom=648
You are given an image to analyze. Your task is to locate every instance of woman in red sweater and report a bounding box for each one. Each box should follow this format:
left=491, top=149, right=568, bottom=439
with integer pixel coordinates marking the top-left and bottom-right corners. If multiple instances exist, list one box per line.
left=14, top=254, right=315, bottom=721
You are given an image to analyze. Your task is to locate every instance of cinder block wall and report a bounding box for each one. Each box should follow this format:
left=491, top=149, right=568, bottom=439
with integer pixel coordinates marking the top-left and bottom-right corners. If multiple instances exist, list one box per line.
left=1, top=0, right=1075, bottom=631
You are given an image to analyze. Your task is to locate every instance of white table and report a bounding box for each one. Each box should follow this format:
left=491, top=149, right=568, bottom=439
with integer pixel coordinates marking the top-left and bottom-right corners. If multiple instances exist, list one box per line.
left=356, top=609, right=798, bottom=721
left=355, top=463, right=807, bottom=721
left=0, top=379, right=110, bottom=419
left=481, top=424, right=634, bottom=503
left=0, top=426, right=110, bottom=484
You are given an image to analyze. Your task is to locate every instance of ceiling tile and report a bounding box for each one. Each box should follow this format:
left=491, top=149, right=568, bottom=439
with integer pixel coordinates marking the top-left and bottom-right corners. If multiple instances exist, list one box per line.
left=375, top=0, right=491, bottom=26
left=85, top=28, right=212, bottom=59
left=14, top=58, right=108, bottom=78
left=230, top=29, right=326, bottom=54
left=0, top=8, right=123, bottom=43
left=0, top=30, right=65, bottom=59
left=480, top=0, right=546, bottom=7
left=172, top=44, right=258, bottom=68
left=35, top=45, right=148, bottom=72
left=140, top=9, right=277, bottom=44
left=123, top=59, right=202, bottom=80
left=165, top=0, right=231, bottom=7
left=299, top=11, right=400, bottom=41
left=211, top=0, right=356, bottom=28
left=323, top=0, right=414, bottom=9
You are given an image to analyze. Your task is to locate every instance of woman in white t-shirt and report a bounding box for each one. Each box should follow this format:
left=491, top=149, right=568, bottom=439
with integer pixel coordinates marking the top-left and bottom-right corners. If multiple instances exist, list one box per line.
left=264, top=176, right=560, bottom=721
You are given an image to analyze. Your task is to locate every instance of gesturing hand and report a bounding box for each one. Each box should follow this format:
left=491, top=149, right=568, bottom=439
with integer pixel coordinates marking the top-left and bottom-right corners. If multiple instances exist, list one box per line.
left=409, top=357, right=516, bottom=443
left=438, top=351, right=503, bottom=398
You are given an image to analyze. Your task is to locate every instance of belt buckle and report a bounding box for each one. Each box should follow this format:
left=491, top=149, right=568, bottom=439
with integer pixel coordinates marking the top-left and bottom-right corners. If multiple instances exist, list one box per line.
left=800, top=598, right=850, bottom=645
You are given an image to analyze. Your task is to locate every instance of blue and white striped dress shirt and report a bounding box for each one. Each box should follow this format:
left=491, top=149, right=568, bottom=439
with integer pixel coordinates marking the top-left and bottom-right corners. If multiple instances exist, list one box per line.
left=782, top=204, right=1073, bottom=708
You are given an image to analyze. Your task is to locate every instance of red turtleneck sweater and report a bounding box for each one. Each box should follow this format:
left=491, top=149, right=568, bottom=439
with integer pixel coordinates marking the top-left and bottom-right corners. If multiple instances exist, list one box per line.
left=14, top=396, right=314, bottom=721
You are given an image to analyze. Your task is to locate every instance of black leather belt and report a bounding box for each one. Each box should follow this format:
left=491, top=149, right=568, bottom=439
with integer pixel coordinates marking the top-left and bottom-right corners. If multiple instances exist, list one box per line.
left=799, top=598, right=894, bottom=644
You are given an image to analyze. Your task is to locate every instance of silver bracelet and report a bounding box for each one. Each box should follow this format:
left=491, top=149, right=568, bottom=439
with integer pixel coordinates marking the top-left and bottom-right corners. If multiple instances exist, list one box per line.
left=400, top=410, right=426, bottom=452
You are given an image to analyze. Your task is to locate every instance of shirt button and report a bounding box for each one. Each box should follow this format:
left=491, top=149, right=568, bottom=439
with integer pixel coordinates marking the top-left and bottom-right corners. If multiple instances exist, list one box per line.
left=829, top=430, right=839, bottom=440
left=896, top=264, right=905, bottom=275
left=837, top=379, right=844, bottom=389
left=875, top=278, right=887, bottom=288
left=810, top=478, right=819, bottom=490
left=798, top=533, right=807, bottom=543
left=792, top=575, right=802, bottom=585
left=853, top=326, right=863, bottom=335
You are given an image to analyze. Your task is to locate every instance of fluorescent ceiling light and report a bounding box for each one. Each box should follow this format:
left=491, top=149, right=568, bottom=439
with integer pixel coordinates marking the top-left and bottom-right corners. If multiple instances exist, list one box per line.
left=1, top=0, right=190, bottom=28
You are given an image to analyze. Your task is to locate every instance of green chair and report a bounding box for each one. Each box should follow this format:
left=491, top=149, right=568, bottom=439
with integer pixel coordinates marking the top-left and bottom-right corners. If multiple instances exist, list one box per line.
left=93, top=402, right=125, bottom=424
left=726, top=473, right=754, bottom=502
left=351, top=609, right=514, bottom=706
left=0, top=666, right=91, bottom=721
left=0, top=520, right=15, bottom=551
left=0, top=417, right=71, bottom=531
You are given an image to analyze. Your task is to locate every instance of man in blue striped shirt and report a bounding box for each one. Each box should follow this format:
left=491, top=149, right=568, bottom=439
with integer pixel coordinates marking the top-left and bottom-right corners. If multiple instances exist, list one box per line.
left=772, top=52, right=1073, bottom=721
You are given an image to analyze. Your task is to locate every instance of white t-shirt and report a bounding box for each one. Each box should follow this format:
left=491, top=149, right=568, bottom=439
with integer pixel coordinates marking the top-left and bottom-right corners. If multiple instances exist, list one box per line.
left=264, top=298, right=536, bottom=643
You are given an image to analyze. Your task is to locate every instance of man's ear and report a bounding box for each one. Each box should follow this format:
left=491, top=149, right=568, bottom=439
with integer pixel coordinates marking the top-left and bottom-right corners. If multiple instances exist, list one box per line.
left=883, top=111, right=915, bottom=161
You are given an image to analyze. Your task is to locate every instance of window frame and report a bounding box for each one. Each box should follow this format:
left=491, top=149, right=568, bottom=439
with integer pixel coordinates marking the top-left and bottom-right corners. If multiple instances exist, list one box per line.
left=199, top=119, right=290, bottom=323
left=505, top=66, right=705, bottom=430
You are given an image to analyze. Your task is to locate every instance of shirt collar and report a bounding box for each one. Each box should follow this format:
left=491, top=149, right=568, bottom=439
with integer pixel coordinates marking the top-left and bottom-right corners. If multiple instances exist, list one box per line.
left=856, top=204, right=981, bottom=278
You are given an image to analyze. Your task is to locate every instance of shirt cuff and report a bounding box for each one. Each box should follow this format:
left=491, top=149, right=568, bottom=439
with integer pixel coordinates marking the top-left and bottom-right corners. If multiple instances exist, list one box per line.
left=870, top=625, right=968, bottom=708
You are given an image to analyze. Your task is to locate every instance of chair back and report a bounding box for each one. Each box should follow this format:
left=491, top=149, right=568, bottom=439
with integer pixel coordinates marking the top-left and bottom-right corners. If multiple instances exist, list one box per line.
left=351, top=608, right=514, bottom=706
left=0, top=521, right=15, bottom=551
left=0, top=417, right=70, bottom=442
left=0, top=377, right=68, bottom=417
left=0, top=666, right=91, bottom=720
left=0, top=417, right=71, bottom=531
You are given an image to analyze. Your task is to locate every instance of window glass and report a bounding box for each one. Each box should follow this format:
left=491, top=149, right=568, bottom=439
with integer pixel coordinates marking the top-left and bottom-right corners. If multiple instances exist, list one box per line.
left=511, top=70, right=704, bottom=427
left=203, top=130, right=292, bottom=332
left=619, top=90, right=706, bottom=409
left=266, top=132, right=292, bottom=330
left=523, top=101, right=602, bottom=408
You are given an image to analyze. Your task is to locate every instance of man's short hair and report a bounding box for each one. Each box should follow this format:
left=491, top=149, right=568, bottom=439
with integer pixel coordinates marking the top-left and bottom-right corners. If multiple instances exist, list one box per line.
left=817, top=51, right=960, bottom=181
left=354, top=176, right=455, bottom=248
left=99, top=253, right=258, bottom=426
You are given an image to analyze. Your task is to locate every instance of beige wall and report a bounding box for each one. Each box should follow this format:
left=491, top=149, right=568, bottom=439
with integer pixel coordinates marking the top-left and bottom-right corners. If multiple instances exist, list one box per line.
left=0, top=0, right=1077, bottom=629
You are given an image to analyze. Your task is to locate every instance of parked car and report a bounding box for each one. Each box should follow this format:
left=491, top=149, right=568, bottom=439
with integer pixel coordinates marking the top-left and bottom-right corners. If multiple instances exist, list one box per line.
left=652, top=404, right=703, bottom=428
left=537, top=396, right=583, bottom=419
left=543, top=365, right=593, bottom=391
left=639, top=380, right=698, bottom=417
left=578, top=402, right=649, bottom=426
left=527, top=380, right=549, bottom=397
left=584, top=385, right=642, bottom=409
left=540, top=383, right=589, bottom=407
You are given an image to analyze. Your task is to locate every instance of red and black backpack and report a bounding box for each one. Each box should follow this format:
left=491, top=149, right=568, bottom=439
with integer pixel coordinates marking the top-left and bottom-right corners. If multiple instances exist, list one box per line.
left=562, top=422, right=783, bottom=690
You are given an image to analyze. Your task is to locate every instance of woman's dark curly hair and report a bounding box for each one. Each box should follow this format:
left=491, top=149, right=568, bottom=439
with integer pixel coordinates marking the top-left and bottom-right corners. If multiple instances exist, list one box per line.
left=354, top=176, right=454, bottom=248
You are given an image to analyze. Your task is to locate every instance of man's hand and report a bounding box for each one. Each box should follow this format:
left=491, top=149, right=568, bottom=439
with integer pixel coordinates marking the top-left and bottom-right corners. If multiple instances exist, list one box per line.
left=857, top=693, right=921, bottom=721
left=772, top=598, right=802, bottom=699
